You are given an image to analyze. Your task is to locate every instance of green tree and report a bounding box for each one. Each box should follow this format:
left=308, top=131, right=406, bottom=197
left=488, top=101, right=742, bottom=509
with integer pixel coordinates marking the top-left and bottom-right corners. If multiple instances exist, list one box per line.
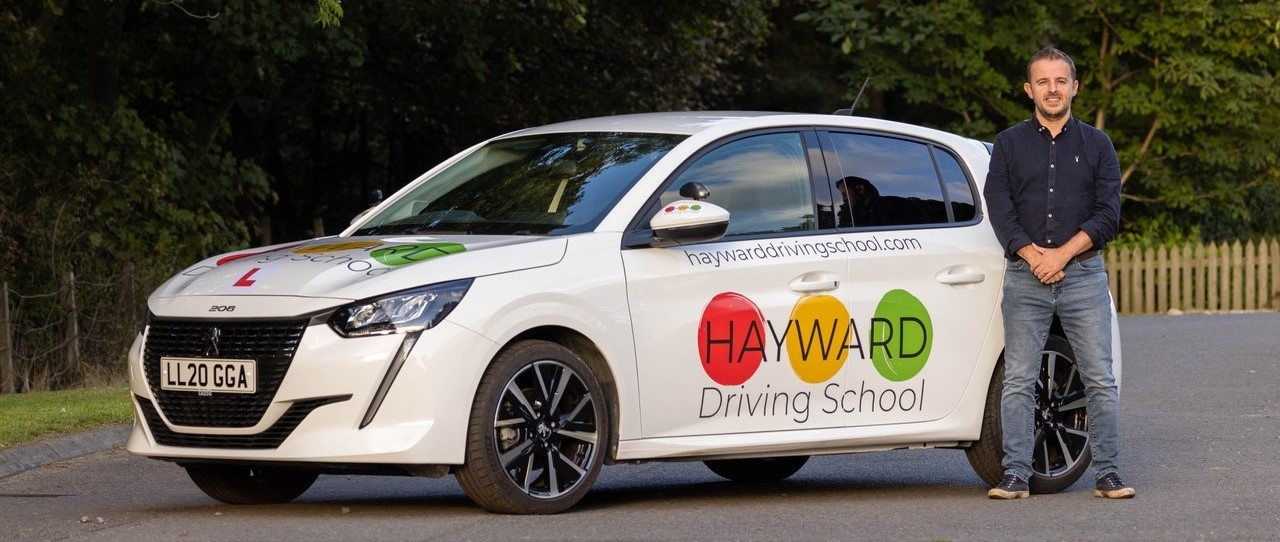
left=237, top=0, right=774, bottom=239
left=802, top=0, right=1280, bottom=242
left=0, top=0, right=310, bottom=389
left=1071, top=1, right=1280, bottom=242
left=800, top=1, right=1052, bottom=136
left=0, top=0, right=775, bottom=390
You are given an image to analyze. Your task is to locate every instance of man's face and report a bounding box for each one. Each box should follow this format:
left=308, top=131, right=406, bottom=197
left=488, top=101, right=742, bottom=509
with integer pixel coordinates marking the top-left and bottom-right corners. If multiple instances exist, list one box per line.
left=1024, top=58, right=1078, bottom=122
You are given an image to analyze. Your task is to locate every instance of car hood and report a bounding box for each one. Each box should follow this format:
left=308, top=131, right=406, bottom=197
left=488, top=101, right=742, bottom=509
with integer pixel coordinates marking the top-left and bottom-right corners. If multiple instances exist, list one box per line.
left=150, top=235, right=567, bottom=304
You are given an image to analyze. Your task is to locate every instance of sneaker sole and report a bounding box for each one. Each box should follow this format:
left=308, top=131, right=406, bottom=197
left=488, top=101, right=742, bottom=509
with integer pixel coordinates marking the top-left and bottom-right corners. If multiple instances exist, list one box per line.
left=1094, top=488, right=1136, bottom=499
left=987, top=488, right=1030, bottom=499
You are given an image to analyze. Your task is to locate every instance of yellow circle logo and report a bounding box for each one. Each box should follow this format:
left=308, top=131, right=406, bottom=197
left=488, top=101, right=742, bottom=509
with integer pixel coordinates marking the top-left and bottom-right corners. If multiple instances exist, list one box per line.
left=785, top=294, right=851, bottom=383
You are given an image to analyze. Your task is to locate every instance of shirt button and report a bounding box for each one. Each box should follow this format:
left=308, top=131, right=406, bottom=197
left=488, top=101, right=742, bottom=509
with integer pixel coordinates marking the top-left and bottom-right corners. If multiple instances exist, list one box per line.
left=1049, top=214, right=1054, bottom=218
left=1050, top=164, right=1055, bottom=168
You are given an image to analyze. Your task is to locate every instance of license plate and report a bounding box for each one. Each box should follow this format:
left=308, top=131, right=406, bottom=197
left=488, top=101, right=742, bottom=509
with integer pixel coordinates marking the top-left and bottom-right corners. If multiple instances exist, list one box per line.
left=160, top=357, right=256, bottom=394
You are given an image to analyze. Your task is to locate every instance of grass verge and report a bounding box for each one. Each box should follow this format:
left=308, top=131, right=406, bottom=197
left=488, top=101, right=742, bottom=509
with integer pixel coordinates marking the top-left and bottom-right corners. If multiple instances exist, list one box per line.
left=0, top=387, right=133, bottom=449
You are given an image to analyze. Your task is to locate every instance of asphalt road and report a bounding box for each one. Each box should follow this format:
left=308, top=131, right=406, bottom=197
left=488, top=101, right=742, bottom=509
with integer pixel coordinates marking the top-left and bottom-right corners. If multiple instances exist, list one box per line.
left=2, top=313, right=1278, bottom=541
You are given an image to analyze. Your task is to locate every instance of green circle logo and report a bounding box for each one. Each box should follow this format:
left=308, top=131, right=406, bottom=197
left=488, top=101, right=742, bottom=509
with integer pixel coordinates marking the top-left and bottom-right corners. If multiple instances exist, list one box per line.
left=870, top=289, right=932, bottom=382
left=370, top=243, right=467, bottom=266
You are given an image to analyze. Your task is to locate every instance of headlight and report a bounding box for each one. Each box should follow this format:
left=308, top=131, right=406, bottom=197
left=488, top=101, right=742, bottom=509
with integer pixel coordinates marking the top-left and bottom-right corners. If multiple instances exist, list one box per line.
left=329, top=279, right=473, bottom=337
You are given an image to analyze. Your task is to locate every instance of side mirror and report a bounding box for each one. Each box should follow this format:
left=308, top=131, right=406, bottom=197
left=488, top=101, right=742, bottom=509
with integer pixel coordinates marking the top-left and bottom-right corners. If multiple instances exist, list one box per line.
left=649, top=199, right=729, bottom=247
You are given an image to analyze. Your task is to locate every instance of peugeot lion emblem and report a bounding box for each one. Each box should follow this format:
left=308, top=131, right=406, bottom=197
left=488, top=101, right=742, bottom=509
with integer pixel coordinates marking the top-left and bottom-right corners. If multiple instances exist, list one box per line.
left=205, top=327, right=222, bottom=357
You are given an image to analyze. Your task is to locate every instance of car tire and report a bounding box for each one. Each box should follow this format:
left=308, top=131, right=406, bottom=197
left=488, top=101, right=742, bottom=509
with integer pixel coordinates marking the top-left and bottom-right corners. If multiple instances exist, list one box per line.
left=456, top=340, right=609, bottom=514
left=704, top=456, right=809, bottom=483
left=966, top=333, right=1092, bottom=494
left=185, top=464, right=318, bottom=504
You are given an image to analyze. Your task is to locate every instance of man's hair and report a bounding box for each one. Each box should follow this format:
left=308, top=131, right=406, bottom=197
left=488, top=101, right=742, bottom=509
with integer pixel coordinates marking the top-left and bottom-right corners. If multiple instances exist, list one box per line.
left=1026, top=46, right=1077, bottom=82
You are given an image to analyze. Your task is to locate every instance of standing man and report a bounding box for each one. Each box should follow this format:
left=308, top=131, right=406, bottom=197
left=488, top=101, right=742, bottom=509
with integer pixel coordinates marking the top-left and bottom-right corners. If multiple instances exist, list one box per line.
left=983, top=46, right=1134, bottom=499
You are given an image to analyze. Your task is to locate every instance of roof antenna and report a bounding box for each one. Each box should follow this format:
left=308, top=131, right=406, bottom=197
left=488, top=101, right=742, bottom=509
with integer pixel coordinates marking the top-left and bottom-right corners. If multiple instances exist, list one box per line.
left=833, top=77, right=870, bottom=116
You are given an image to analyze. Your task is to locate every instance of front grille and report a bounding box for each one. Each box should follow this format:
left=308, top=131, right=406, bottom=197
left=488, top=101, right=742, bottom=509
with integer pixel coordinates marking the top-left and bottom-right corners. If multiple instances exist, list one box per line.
left=143, top=318, right=308, bottom=427
left=136, top=395, right=350, bottom=449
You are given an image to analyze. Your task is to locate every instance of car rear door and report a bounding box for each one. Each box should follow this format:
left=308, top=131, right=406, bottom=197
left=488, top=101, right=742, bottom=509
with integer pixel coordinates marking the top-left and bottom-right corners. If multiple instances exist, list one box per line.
left=814, top=128, right=1004, bottom=427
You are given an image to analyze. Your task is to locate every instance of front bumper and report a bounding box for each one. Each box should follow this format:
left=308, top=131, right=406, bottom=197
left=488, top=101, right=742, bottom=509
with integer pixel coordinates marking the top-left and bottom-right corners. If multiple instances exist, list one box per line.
left=126, top=317, right=496, bottom=466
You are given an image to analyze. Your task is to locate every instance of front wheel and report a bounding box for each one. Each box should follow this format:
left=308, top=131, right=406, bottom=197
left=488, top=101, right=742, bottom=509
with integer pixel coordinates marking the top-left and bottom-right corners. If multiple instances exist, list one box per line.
left=704, top=456, right=809, bottom=483
left=966, top=333, right=1092, bottom=494
left=185, top=464, right=318, bottom=504
left=456, top=340, right=610, bottom=514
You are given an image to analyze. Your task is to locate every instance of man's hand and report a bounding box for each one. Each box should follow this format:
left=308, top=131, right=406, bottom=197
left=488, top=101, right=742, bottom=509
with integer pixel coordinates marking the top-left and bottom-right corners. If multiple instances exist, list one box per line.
left=1033, top=246, right=1072, bottom=283
left=1025, top=231, right=1095, bottom=285
left=1017, top=244, right=1066, bottom=284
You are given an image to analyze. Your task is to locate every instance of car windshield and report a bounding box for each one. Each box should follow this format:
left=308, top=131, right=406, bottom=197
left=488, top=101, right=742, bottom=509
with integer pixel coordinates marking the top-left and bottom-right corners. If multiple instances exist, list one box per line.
left=353, top=132, right=686, bottom=236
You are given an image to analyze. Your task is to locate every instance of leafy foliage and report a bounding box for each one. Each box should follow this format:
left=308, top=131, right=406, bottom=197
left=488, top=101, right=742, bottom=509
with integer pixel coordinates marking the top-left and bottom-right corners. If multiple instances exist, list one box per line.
left=802, top=0, right=1280, bottom=243
left=1077, top=1, right=1280, bottom=242
left=0, top=0, right=282, bottom=389
left=314, top=0, right=342, bottom=28
left=258, top=0, right=773, bottom=238
left=3, top=0, right=1279, bottom=391
left=0, top=0, right=773, bottom=390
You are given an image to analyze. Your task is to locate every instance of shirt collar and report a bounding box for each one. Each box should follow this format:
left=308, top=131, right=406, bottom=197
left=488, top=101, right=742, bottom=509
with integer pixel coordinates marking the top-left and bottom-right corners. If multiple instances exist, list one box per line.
left=1031, top=115, right=1077, bottom=135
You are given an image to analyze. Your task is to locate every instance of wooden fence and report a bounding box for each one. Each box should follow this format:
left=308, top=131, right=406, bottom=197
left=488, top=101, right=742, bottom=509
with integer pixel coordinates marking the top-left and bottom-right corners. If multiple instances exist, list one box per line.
left=1105, top=239, right=1280, bottom=314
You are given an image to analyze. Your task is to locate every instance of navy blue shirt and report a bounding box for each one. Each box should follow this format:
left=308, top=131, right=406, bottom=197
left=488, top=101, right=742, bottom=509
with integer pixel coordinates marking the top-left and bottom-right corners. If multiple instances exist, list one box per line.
left=984, top=116, right=1122, bottom=259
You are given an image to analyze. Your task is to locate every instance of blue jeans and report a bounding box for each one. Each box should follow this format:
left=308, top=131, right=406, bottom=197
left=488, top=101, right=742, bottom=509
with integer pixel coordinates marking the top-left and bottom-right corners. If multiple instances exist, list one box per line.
left=1000, top=256, right=1121, bottom=482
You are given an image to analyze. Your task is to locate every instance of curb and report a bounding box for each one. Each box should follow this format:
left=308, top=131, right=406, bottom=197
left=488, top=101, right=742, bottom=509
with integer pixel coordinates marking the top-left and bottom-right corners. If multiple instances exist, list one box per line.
left=0, top=424, right=130, bottom=480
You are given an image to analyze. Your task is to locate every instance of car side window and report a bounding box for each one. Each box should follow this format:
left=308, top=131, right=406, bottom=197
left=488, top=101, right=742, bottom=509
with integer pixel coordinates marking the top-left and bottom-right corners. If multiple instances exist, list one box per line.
left=659, top=132, right=814, bottom=237
left=827, top=133, right=952, bottom=228
left=933, top=148, right=977, bottom=222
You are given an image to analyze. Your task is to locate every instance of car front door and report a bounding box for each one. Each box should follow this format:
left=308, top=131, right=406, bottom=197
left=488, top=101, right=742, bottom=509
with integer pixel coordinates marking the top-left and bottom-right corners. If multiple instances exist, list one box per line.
left=622, top=130, right=859, bottom=439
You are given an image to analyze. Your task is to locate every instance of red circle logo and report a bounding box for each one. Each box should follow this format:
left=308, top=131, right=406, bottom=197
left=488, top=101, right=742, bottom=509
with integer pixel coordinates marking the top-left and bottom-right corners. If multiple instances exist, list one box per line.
left=697, top=292, right=765, bottom=385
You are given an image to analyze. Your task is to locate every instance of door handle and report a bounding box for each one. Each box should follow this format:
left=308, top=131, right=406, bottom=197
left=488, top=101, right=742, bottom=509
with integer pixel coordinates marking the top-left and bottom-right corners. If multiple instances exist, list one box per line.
left=790, top=271, right=840, bottom=293
left=936, top=266, right=985, bottom=285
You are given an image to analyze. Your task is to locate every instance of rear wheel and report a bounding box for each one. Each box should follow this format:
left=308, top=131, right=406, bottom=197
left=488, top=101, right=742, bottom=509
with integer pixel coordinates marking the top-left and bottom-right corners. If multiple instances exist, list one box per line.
left=185, top=464, right=318, bottom=504
left=704, top=456, right=809, bottom=483
left=966, top=333, right=1091, bottom=493
left=456, top=340, right=609, bottom=514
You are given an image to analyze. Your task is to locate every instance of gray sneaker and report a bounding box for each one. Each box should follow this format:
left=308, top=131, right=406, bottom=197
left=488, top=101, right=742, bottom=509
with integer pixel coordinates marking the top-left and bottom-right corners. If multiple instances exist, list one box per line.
left=987, top=474, right=1030, bottom=499
left=1094, top=473, right=1136, bottom=499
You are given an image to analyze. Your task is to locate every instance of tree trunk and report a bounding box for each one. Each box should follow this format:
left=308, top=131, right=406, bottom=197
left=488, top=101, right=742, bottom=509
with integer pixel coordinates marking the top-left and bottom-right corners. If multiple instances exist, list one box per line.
left=1, top=281, right=15, bottom=394
left=60, top=270, right=81, bottom=389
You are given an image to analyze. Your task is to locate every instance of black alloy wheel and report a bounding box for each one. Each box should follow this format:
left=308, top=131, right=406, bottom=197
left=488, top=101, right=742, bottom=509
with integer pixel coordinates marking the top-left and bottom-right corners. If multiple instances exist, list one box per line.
left=1030, top=334, right=1091, bottom=491
left=965, top=333, right=1092, bottom=494
left=457, top=340, right=608, bottom=514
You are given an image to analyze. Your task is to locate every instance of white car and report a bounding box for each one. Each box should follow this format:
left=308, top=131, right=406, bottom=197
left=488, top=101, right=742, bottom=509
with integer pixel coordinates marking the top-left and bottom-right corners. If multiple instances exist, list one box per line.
left=127, top=112, right=1121, bottom=513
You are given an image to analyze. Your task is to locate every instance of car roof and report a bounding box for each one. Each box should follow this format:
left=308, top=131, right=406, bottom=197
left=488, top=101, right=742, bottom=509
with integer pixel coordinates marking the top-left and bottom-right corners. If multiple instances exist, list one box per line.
left=506, top=111, right=787, bottom=136
left=502, top=112, right=987, bottom=151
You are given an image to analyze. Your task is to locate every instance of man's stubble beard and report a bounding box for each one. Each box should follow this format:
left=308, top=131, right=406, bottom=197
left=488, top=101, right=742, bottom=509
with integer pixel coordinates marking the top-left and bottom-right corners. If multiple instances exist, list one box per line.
left=1036, top=95, right=1071, bottom=122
